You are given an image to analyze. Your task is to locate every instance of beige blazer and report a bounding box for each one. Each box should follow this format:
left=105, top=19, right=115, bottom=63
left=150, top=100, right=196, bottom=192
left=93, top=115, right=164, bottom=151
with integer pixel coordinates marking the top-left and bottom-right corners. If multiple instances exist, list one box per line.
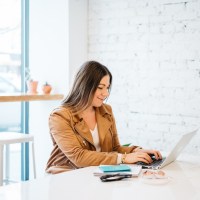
left=46, top=103, right=138, bottom=174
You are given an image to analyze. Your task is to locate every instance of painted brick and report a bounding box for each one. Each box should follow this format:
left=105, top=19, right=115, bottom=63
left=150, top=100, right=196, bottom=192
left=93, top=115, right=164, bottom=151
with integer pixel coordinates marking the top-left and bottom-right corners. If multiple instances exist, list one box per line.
left=88, top=0, right=200, bottom=155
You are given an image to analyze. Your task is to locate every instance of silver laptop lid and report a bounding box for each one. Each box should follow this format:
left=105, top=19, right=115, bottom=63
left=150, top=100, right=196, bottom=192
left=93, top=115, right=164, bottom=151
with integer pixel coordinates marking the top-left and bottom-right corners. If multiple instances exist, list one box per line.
left=159, top=129, right=198, bottom=169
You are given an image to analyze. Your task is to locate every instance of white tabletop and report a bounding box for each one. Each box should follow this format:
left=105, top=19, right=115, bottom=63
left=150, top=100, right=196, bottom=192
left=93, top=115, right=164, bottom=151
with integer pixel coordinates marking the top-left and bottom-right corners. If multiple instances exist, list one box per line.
left=0, top=155, right=200, bottom=200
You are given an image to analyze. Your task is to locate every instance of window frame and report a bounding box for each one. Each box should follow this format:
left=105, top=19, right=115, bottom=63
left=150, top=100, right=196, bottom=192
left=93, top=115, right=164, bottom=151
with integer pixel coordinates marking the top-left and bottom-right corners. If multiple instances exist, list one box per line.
left=21, top=0, right=30, bottom=181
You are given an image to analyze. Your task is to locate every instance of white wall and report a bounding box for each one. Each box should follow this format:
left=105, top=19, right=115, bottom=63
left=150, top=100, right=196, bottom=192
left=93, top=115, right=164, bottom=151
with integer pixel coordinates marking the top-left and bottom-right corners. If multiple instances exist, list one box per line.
left=88, top=0, right=200, bottom=154
left=28, top=0, right=200, bottom=178
left=29, top=0, right=87, bottom=177
left=68, top=0, right=88, bottom=85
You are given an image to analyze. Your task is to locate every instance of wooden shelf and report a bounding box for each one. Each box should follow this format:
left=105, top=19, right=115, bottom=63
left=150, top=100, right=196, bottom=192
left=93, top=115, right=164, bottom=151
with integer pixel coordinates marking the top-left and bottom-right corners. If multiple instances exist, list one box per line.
left=0, top=93, right=64, bottom=102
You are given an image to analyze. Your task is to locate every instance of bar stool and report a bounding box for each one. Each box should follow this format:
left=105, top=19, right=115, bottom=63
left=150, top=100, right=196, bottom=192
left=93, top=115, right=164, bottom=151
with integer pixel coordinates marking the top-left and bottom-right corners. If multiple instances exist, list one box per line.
left=0, top=132, right=36, bottom=186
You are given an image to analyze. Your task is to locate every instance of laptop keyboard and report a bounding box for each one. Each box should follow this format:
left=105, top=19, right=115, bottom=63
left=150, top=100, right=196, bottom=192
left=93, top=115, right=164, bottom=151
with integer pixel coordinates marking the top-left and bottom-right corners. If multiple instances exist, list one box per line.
left=137, top=155, right=164, bottom=167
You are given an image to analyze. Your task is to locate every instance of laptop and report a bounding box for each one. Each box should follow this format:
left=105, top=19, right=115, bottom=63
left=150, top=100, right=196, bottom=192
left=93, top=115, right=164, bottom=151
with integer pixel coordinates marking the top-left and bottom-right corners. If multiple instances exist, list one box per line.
left=136, top=129, right=198, bottom=169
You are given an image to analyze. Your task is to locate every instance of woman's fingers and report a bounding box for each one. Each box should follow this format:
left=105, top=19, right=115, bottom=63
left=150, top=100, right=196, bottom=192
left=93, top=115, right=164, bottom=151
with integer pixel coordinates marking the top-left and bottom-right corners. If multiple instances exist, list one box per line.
left=135, top=152, right=153, bottom=163
left=127, top=150, right=162, bottom=164
left=140, top=149, right=162, bottom=160
left=152, top=150, right=162, bottom=160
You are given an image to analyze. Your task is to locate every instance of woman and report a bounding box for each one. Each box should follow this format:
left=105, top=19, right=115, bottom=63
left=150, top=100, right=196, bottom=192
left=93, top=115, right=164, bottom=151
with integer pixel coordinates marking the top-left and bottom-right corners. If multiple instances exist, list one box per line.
left=46, top=61, right=162, bottom=174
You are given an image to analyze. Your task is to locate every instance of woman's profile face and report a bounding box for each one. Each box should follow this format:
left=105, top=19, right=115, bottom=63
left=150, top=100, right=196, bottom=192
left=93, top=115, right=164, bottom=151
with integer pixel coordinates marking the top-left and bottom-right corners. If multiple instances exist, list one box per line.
left=91, top=75, right=110, bottom=107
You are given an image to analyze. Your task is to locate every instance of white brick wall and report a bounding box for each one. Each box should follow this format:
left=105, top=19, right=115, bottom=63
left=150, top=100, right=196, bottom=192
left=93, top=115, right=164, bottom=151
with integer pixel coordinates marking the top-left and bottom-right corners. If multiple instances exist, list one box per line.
left=88, top=0, right=200, bottom=155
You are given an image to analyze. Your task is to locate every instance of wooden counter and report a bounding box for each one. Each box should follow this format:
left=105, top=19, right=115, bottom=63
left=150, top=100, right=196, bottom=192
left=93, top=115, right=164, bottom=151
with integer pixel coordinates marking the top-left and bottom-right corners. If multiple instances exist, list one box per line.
left=0, top=93, right=64, bottom=102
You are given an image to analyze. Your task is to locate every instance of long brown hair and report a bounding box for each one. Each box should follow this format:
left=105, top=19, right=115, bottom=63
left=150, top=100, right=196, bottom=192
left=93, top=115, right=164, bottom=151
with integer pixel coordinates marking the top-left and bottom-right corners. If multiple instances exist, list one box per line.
left=62, top=61, right=112, bottom=114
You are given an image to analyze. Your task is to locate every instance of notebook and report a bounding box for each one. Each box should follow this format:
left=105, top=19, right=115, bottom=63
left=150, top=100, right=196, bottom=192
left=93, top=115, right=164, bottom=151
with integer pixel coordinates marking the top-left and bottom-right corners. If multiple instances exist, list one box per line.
left=136, top=129, right=198, bottom=169
left=93, top=164, right=142, bottom=177
left=99, top=165, right=131, bottom=172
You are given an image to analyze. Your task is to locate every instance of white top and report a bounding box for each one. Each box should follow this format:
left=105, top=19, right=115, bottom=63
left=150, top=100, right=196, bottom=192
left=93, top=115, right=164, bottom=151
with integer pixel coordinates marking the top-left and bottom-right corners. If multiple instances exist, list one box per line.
left=90, top=124, right=101, bottom=152
left=0, top=154, right=200, bottom=200
left=90, top=124, right=121, bottom=164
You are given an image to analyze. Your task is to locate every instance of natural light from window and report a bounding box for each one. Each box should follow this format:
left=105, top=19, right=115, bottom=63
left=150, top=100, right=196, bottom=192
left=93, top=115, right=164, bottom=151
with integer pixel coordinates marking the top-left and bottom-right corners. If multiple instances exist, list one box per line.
left=0, top=0, right=21, bottom=93
left=0, top=0, right=21, bottom=132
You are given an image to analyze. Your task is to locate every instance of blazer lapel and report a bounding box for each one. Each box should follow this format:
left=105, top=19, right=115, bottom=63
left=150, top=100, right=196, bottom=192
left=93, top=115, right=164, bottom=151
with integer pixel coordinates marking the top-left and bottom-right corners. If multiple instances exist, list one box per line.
left=73, top=105, right=112, bottom=147
left=96, top=109, right=112, bottom=148
left=74, top=119, right=94, bottom=145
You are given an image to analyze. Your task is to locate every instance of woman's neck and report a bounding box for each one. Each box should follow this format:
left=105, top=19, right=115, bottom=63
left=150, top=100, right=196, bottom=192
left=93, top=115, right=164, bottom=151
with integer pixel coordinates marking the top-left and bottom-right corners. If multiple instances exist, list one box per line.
left=83, top=106, right=95, bottom=115
left=81, top=106, right=96, bottom=130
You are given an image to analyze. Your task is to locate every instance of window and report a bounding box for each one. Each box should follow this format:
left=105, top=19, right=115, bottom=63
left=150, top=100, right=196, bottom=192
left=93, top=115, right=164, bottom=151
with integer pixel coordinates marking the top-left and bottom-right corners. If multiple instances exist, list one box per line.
left=0, top=0, right=31, bottom=183
left=0, top=0, right=22, bottom=132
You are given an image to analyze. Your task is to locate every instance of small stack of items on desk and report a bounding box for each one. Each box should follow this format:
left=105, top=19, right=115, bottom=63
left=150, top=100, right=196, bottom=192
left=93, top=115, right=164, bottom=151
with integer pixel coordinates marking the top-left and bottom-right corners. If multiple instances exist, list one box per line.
left=93, top=164, right=142, bottom=182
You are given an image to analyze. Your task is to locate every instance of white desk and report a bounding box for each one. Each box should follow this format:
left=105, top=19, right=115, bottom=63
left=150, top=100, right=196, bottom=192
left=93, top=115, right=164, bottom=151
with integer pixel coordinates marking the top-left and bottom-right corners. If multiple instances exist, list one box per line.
left=0, top=155, right=199, bottom=200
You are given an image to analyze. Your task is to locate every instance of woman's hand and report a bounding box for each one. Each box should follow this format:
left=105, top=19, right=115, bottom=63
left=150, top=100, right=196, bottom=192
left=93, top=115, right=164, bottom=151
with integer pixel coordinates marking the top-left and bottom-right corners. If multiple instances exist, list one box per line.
left=123, top=149, right=162, bottom=164
left=135, top=148, right=162, bottom=160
